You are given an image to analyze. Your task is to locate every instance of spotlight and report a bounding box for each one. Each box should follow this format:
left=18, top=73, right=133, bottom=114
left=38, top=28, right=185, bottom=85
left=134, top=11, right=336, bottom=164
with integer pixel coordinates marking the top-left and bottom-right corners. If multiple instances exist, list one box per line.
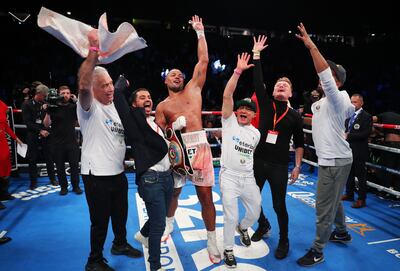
left=161, top=69, right=170, bottom=80
left=211, top=59, right=226, bottom=74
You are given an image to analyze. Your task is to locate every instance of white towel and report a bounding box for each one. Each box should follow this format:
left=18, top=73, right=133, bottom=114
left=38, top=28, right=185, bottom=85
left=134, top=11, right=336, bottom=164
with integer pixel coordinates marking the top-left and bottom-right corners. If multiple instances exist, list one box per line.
left=37, top=7, right=147, bottom=64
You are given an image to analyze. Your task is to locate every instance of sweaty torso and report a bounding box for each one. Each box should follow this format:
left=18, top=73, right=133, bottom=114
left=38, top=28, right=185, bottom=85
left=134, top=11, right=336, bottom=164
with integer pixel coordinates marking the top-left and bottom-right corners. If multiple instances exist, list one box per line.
left=160, top=87, right=203, bottom=132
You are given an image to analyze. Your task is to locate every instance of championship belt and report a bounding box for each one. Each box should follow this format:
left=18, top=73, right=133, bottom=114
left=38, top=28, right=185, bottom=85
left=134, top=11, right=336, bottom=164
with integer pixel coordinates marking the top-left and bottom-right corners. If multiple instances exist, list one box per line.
left=165, top=124, right=194, bottom=176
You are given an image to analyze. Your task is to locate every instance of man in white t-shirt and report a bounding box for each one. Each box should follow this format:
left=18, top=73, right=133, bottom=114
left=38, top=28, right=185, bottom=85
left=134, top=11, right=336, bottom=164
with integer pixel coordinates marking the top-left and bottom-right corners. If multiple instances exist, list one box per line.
left=220, top=52, right=261, bottom=268
left=77, top=29, right=142, bottom=271
left=296, top=23, right=355, bottom=267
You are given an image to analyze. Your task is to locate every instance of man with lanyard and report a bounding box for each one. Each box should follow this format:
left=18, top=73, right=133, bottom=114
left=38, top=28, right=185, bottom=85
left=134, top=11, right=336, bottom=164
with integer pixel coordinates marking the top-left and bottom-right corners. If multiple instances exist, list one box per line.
left=251, top=35, right=304, bottom=260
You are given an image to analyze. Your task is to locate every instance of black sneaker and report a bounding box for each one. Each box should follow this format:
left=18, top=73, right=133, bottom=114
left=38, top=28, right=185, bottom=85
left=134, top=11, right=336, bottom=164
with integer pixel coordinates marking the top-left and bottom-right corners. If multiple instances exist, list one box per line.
left=329, top=230, right=352, bottom=243
left=275, top=239, right=289, bottom=259
left=0, top=236, right=12, bottom=245
left=111, top=243, right=142, bottom=258
left=251, top=224, right=271, bottom=242
left=297, top=248, right=324, bottom=267
left=236, top=225, right=251, bottom=247
left=59, top=188, right=68, bottom=196
left=0, top=194, right=15, bottom=201
left=223, top=249, right=237, bottom=268
left=85, top=258, right=115, bottom=271
left=73, top=187, right=83, bottom=195
left=30, top=181, right=37, bottom=190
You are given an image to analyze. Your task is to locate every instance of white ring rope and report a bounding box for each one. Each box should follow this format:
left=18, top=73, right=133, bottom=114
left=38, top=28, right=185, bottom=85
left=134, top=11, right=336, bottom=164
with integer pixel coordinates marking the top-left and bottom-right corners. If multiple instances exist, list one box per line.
left=11, top=112, right=400, bottom=197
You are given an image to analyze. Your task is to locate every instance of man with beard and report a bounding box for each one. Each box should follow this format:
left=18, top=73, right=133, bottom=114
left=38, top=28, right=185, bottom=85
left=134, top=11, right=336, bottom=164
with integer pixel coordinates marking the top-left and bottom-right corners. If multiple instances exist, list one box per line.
left=113, top=79, right=174, bottom=271
left=43, top=86, right=82, bottom=195
left=155, top=15, right=221, bottom=263
left=296, top=23, right=354, bottom=267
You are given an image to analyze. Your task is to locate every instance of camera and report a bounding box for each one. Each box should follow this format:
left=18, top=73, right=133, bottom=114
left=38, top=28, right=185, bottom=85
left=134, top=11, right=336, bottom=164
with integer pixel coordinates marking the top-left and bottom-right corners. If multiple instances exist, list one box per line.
left=46, top=88, right=64, bottom=108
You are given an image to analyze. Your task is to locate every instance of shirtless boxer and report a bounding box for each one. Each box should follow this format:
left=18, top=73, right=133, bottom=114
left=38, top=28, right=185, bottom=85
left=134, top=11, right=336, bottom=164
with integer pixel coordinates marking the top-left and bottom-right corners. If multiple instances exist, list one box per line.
left=155, top=15, right=221, bottom=264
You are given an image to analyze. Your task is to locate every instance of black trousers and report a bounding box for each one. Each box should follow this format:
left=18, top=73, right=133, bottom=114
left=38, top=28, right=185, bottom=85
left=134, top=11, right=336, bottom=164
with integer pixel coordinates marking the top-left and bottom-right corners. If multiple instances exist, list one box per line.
left=254, top=159, right=289, bottom=240
left=53, top=143, right=80, bottom=190
left=346, top=159, right=368, bottom=200
left=26, top=134, right=55, bottom=183
left=82, top=172, right=128, bottom=263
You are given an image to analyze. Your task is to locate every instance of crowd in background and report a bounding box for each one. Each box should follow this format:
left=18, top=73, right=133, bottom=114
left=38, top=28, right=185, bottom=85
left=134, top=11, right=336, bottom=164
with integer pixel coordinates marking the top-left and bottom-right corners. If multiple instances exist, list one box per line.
left=0, top=14, right=398, bottom=198
left=0, top=15, right=399, bottom=115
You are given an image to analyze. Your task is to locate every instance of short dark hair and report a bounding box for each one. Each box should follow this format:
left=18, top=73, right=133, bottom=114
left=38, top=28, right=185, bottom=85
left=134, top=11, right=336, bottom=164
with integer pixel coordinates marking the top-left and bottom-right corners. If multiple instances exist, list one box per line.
left=58, top=85, right=70, bottom=93
left=351, top=93, right=363, bottom=100
left=129, top=88, right=150, bottom=105
left=235, top=98, right=257, bottom=112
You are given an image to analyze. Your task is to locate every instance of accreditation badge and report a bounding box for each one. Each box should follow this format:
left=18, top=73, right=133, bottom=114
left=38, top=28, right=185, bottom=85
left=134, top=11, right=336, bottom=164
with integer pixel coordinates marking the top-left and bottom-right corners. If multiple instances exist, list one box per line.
left=266, top=130, right=279, bottom=144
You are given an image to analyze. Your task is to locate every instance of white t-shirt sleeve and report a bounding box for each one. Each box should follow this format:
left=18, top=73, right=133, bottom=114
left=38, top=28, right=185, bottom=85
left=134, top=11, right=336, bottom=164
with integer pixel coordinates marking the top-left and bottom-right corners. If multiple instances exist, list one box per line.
left=77, top=99, right=96, bottom=120
left=254, top=128, right=261, bottom=147
left=222, top=112, right=237, bottom=129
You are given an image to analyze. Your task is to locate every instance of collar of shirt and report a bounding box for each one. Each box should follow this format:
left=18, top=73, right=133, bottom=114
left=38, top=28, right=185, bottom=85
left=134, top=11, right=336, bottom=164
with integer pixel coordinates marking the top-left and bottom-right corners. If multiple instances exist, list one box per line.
left=354, top=107, right=363, bottom=117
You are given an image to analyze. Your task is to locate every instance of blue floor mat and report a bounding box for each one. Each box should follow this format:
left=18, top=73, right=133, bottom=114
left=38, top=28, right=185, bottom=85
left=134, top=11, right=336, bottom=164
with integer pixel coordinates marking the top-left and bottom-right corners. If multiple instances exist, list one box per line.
left=0, top=166, right=399, bottom=271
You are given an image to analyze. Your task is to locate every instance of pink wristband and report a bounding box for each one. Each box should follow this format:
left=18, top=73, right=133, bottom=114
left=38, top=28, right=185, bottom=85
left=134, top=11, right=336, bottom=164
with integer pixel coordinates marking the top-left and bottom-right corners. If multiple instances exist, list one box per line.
left=89, top=46, right=99, bottom=52
left=234, top=68, right=242, bottom=75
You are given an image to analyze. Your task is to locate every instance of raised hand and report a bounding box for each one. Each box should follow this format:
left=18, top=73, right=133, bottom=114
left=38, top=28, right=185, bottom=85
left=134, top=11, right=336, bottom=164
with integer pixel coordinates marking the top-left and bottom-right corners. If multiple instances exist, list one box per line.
left=88, top=28, right=99, bottom=48
left=253, top=35, right=268, bottom=52
left=236, top=52, right=254, bottom=71
left=189, top=15, right=204, bottom=31
left=295, top=23, right=317, bottom=50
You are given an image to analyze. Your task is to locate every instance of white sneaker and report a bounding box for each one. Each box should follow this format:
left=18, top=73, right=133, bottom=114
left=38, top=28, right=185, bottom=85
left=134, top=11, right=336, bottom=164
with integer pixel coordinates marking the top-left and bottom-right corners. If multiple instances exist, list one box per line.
left=207, top=231, right=221, bottom=264
left=156, top=268, right=165, bottom=271
left=134, top=231, right=148, bottom=248
left=161, top=217, right=174, bottom=242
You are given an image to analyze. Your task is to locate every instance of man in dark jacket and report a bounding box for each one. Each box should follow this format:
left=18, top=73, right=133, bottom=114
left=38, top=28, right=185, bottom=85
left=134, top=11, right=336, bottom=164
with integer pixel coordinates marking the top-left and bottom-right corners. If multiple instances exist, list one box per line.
left=342, top=94, right=372, bottom=208
left=113, top=77, right=173, bottom=271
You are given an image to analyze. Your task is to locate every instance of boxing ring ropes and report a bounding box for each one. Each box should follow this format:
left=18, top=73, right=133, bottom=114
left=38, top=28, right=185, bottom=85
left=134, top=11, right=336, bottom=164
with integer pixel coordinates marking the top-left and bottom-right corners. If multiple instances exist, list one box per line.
left=9, top=109, right=400, bottom=198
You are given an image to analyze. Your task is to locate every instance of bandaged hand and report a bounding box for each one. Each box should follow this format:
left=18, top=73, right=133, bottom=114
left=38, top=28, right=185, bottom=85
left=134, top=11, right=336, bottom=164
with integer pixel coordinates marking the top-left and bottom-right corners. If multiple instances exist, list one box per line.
left=189, top=15, right=204, bottom=39
left=172, top=116, right=186, bottom=131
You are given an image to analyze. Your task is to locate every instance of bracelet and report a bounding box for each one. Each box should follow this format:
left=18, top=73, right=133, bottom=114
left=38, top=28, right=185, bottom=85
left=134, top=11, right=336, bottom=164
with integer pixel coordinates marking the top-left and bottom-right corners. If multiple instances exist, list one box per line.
left=89, top=46, right=100, bottom=52
left=234, top=68, right=242, bottom=75
left=252, top=49, right=260, bottom=54
left=294, top=165, right=301, bottom=169
left=196, top=30, right=205, bottom=39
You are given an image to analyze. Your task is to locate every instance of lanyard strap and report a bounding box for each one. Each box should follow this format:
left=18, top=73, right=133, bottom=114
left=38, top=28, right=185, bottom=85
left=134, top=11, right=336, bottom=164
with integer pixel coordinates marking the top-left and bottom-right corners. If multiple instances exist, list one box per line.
left=272, top=101, right=289, bottom=130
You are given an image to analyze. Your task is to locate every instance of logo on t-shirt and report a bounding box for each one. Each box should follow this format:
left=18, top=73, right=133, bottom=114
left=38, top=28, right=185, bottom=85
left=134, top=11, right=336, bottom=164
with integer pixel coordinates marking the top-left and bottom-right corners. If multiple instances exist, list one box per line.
left=105, top=118, right=124, bottom=136
left=232, top=135, right=255, bottom=158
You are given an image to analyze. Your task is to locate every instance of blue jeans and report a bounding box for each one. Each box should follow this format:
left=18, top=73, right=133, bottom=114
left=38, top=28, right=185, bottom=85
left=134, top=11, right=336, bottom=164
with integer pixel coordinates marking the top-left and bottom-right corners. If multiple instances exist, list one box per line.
left=137, top=169, right=173, bottom=271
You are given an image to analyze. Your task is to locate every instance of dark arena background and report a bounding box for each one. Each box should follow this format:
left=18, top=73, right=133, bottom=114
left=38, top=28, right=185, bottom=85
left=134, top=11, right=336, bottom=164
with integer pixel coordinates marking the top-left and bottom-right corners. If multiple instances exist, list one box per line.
left=0, top=1, right=399, bottom=271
